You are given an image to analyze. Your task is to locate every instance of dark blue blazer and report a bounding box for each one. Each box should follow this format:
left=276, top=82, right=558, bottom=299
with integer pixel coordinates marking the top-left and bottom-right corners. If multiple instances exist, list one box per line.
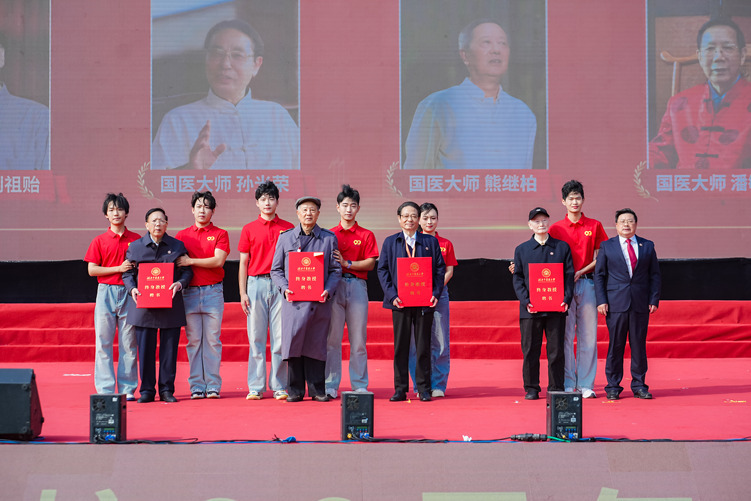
left=377, top=231, right=445, bottom=311
left=123, top=233, right=193, bottom=328
left=594, top=235, right=661, bottom=313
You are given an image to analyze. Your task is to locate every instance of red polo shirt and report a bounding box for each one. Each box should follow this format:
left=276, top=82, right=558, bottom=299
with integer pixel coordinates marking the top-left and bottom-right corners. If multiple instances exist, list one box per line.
left=175, top=222, right=230, bottom=286
left=238, top=215, right=294, bottom=276
left=84, top=227, right=141, bottom=285
left=434, top=232, right=458, bottom=267
left=331, top=221, right=379, bottom=280
left=549, top=214, right=608, bottom=272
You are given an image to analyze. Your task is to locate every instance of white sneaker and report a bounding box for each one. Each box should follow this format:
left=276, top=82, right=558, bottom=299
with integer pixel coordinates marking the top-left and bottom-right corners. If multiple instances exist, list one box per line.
left=273, top=390, right=289, bottom=400
left=326, top=389, right=338, bottom=399
left=246, top=390, right=263, bottom=400
left=353, top=388, right=368, bottom=394
left=125, top=393, right=136, bottom=401
left=431, top=389, right=445, bottom=398
left=565, top=387, right=575, bottom=393
left=581, top=389, right=597, bottom=399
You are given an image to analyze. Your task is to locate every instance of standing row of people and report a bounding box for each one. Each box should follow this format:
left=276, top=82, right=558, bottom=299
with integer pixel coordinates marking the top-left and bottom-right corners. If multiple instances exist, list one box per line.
left=84, top=182, right=458, bottom=403
left=85, top=178, right=660, bottom=404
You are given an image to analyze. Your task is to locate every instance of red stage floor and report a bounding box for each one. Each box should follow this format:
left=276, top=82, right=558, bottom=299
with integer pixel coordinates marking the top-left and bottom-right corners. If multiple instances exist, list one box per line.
left=4, top=358, right=750, bottom=443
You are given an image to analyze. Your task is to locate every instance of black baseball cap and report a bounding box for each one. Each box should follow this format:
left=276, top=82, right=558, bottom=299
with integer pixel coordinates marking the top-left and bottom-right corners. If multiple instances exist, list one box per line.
left=528, top=207, right=549, bottom=220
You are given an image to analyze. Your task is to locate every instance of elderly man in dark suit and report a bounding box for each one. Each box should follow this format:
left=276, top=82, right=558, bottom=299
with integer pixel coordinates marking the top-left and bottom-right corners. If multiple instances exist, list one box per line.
left=377, top=201, right=445, bottom=403
left=595, top=208, right=661, bottom=400
left=123, top=208, right=193, bottom=403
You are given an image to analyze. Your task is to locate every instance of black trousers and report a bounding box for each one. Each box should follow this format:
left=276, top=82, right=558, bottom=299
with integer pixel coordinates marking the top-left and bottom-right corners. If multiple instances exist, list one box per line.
left=392, top=307, right=434, bottom=394
left=135, top=326, right=180, bottom=396
left=519, top=315, right=565, bottom=393
left=287, top=356, right=326, bottom=398
left=604, top=310, right=650, bottom=395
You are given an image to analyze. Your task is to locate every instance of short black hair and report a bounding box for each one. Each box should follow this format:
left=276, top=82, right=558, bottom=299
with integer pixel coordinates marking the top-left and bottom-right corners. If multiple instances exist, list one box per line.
left=561, top=180, right=584, bottom=200
left=204, top=19, right=264, bottom=58
left=191, top=191, right=216, bottom=209
left=458, top=18, right=506, bottom=51
left=336, top=184, right=360, bottom=205
left=419, top=202, right=438, bottom=217
left=615, top=208, right=637, bottom=224
left=397, top=201, right=421, bottom=217
left=102, top=193, right=129, bottom=215
left=697, top=17, right=746, bottom=49
left=255, top=180, right=279, bottom=200
left=145, top=208, right=168, bottom=222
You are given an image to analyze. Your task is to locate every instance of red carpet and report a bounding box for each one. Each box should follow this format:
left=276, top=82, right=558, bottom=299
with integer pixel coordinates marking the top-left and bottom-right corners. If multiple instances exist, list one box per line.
left=3, top=358, right=749, bottom=443
left=2, top=300, right=750, bottom=362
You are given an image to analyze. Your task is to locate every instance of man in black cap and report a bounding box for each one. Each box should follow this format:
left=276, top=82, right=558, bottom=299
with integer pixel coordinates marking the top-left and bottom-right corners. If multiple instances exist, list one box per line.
left=270, top=196, right=341, bottom=402
left=511, top=207, right=574, bottom=400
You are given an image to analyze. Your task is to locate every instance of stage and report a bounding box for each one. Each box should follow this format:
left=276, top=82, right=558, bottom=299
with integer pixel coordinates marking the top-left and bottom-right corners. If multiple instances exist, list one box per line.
left=2, top=358, right=750, bottom=500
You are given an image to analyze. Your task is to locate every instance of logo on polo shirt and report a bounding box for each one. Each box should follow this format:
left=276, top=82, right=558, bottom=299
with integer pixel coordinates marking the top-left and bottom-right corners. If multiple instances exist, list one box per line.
left=353, top=240, right=362, bottom=245
left=207, top=236, right=215, bottom=241
left=584, top=230, right=592, bottom=236
left=301, top=257, right=312, bottom=266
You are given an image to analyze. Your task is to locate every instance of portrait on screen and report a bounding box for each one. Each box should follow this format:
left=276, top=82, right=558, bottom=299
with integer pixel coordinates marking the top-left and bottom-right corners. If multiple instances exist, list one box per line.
left=401, top=0, right=546, bottom=171
left=649, top=2, right=751, bottom=170
left=151, top=0, right=299, bottom=171
left=0, top=0, right=50, bottom=171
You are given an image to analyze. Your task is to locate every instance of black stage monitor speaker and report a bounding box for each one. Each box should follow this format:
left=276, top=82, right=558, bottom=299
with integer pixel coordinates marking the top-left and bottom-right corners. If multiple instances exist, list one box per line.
left=546, top=391, right=582, bottom=440
left=90, top=394, right=127, bottom=443
left=0, top=368, right=44, bottom=440
left=341, top=391, right=374, bottom=440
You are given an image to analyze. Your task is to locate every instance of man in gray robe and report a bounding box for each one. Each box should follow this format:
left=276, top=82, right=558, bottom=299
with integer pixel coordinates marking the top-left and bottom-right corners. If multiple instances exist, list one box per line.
left=271, top=196, right=341, bottom=402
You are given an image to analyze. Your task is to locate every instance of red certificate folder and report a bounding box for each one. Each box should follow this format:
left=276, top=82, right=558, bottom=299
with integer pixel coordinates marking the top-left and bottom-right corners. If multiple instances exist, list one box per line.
left=137, top=262, right=174, bottom=308
left=289, top=252, right=324, bottom=301
left=397, top=257, right=433, bottom=307
left=528, top=262, right=565, bottom=312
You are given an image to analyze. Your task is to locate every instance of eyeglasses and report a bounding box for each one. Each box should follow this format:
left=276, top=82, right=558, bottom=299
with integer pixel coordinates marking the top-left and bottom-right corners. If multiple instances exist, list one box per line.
left=699, top=44, right=740, bottom=57
left=148, top=219, right=167, bottom=225
left=400, top=214, right=419, bottom=220
left=206, top=48, right=254, bottom=64
left=617, top=219, right=636, bottom=225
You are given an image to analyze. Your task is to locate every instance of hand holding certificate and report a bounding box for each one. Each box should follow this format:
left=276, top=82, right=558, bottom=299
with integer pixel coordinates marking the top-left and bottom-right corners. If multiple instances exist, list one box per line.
left=136, top=262, right=174, bottom=308
left=527, top=262, right=566, bottom=313
left=287, top=252, right=325, bottom=301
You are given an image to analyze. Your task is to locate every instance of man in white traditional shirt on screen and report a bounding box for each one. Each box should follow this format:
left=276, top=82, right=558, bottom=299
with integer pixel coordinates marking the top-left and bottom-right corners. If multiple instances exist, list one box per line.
left=403, top=18, right=536, bottom=170
left=152, top=19, right=299, bottom=170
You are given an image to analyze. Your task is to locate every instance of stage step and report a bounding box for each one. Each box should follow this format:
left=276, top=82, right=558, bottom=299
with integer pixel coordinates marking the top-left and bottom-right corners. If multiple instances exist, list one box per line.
left=0, top=301, right=749, bottom=362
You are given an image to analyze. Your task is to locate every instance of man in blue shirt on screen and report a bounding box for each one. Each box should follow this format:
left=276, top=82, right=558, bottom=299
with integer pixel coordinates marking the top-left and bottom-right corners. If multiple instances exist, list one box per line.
left=404, top=19, right=537, bottom=170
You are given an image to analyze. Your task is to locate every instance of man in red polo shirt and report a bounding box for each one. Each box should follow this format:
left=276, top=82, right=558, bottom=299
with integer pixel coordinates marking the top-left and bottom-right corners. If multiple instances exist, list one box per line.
left=176, top=191, right=230, bottom=399
left=324, top=185, right=379, bottom=399
left=549, top=180, right=608, bottom=399
left=238, top=180, right=295, bottom=400
left=84, top=193, right=141, bottom=400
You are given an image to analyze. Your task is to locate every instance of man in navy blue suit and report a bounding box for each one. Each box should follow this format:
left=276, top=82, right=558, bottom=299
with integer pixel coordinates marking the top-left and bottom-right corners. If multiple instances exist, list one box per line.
left=377, top=201, right=445, bottom=402
left=594, top=208, right=661, bottom=400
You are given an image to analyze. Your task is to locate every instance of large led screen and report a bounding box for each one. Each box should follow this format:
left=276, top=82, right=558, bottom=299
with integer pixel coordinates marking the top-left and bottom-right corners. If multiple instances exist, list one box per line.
left=0, top=0, right=750, bottom=261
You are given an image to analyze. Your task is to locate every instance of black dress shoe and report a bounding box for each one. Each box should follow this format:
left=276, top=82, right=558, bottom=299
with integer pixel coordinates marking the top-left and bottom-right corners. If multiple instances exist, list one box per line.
left=311, top=394, right=330, bottom=402
left=137, top=393, right=155, bottom=403
left=159, top=392, right=178, bottom=403
left=606, top=391, right=620, bottom=400
left=524, top=390, right=539, bottom=400
left=419, top=392, right=432, bottom=402
left=286, top=394, right=303, bottom=402
left=633, top=389, right=653, bottom=399
left=389, top=391, right=407, bottom=402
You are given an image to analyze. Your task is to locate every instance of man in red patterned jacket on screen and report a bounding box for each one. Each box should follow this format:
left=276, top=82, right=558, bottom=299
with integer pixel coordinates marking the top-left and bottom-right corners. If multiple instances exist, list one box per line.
left=650, top=18, right=751, bottom=170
